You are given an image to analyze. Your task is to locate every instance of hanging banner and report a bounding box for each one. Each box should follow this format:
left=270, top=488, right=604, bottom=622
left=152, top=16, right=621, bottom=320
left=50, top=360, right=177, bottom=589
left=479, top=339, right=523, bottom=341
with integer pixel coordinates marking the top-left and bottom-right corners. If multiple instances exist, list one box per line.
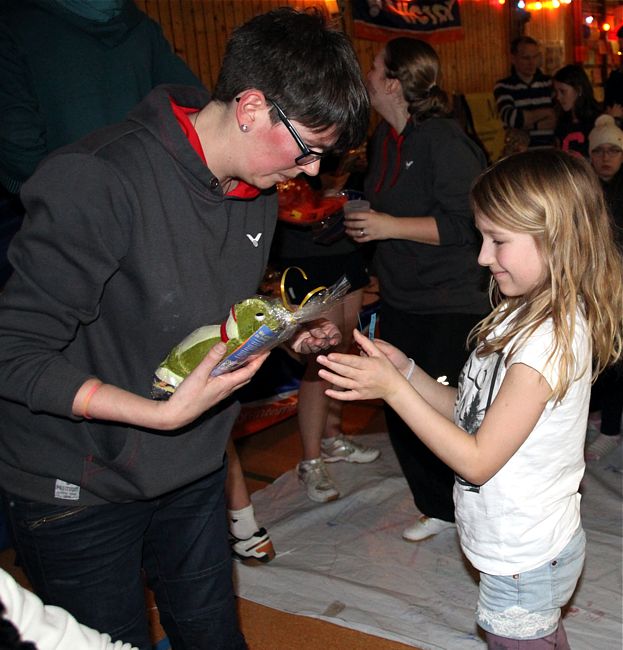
left=353, top=0, right=464, bottom=44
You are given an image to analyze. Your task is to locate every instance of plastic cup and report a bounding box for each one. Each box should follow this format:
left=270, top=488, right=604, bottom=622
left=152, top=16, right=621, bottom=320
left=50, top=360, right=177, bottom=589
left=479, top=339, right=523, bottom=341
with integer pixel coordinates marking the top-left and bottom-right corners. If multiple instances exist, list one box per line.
left=343, top=199, right=370, bottom=215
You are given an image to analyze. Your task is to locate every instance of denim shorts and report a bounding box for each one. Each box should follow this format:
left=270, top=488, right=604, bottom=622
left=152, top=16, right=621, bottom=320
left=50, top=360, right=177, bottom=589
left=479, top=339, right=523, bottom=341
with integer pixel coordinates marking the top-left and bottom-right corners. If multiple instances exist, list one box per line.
left=476, top=527, right=586, bottom=640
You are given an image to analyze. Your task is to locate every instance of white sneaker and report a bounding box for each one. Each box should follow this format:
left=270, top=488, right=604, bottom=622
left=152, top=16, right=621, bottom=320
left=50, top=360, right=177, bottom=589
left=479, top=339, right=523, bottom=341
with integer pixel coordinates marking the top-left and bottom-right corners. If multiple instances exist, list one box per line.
left=586, top=433, right=621, bottom=461
left=297, top=458, right=340, bottom=503
left=402, top=515, right=456, bottom=542
left=321, top=434, right=381, bottom=464
left=230, top=528, right=276, bottom=565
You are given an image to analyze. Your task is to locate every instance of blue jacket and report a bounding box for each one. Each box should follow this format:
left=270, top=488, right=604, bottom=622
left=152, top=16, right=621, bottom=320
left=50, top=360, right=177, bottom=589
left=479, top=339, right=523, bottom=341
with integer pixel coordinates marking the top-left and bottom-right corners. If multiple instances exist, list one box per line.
left=0, top=0, right=202, bottom=193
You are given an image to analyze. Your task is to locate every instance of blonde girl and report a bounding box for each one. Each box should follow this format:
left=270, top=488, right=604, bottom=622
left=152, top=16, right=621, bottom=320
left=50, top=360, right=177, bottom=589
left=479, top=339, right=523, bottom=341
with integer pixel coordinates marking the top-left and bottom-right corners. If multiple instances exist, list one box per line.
left=317, top=149, right=623, bottom=649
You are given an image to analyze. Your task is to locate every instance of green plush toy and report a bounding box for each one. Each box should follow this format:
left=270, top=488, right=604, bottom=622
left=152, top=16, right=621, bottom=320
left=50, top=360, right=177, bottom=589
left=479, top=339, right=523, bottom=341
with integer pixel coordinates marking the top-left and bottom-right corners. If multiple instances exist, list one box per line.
left=152, top=296, right=290, bottom=398
left=151, top=272, right=351, bottom=400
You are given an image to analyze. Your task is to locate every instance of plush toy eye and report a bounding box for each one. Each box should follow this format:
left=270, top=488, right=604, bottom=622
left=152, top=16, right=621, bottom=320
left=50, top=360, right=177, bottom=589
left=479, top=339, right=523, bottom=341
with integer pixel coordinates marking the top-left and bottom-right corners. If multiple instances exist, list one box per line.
left=255, top=313, right=266, bottom=322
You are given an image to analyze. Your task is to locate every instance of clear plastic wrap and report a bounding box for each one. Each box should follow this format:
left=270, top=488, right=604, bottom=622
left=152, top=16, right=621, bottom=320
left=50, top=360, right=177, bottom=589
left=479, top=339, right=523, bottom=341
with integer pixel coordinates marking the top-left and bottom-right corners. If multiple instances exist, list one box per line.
left=151, top=272, right=350, bottom=399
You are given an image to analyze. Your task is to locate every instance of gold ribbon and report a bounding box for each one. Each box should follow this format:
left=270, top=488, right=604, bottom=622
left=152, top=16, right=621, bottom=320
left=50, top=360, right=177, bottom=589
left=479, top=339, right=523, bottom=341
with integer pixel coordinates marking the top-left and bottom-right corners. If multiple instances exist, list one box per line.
left=280, top=266, right=327, bottom=312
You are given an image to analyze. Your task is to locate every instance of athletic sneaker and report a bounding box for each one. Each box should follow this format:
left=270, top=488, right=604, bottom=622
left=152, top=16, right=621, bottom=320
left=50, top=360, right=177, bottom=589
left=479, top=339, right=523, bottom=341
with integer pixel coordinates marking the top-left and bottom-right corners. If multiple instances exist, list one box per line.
left=402, top=515, right=456, bottom=542
left=230, top=527, right=276, bottom=565
left=321, top=434, right=380, bottom=464
left=585, top=433, right=621, bottom=461
left=297, top=458, right=340, bottom=503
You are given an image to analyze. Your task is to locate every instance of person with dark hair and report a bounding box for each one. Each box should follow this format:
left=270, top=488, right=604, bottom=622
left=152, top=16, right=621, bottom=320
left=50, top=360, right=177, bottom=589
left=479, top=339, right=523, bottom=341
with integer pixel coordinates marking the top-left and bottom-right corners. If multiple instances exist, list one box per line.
left=553, top=63, right=602, bottom=158
left=494, top=36, right=556, bottom=148
left=343, top=37, right=489, bottom=542
left=0, top=7, right=369, bottom=650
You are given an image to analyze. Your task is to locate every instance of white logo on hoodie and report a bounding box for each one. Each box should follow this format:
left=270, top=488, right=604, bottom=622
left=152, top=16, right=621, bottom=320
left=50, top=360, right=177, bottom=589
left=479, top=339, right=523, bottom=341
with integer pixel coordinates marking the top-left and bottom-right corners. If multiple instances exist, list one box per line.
left=246, top=233, right=262, bottom=247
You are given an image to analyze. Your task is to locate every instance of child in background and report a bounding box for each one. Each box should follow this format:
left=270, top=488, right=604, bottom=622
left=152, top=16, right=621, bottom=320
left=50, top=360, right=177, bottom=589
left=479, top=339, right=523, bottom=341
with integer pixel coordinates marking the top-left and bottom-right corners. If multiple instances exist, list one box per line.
left=317, top=149, right=623, bottom=648
left=553, top=64, right=601, bottom=158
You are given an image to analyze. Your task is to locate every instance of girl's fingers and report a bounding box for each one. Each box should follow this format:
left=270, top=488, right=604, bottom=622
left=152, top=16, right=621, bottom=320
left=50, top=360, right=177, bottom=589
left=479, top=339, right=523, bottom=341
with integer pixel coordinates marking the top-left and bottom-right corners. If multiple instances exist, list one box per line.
left=317, top=353, right=365, bottom=380
left=351, top=328, right=385, bottom=358
left=324, top=387, right=359, bottom=401
left=318, top=367, right=356, bottom=389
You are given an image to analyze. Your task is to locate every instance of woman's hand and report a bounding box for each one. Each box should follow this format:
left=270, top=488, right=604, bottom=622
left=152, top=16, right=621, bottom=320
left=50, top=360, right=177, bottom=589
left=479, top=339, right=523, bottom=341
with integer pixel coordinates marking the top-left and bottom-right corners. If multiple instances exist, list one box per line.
left=72, top=342, right=270, bottom=431
left=344, top=209, right=395, bottom=242
left=289, top=318, right=342, bottom=354
left=160, top=342, right=269, bottom=429
left=317, top=329, right=408, bottom=401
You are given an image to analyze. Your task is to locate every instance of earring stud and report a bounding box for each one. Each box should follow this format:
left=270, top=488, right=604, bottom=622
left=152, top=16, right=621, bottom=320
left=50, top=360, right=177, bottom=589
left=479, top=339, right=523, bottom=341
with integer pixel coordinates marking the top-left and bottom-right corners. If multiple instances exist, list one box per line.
left=240, top=124, right=249, bottom=132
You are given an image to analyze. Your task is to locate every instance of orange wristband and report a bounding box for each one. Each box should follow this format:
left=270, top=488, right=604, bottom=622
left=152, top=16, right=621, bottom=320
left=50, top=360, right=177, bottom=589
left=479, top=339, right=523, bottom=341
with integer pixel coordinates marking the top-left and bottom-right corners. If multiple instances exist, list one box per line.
left=82, top=381, right=103, bottom=420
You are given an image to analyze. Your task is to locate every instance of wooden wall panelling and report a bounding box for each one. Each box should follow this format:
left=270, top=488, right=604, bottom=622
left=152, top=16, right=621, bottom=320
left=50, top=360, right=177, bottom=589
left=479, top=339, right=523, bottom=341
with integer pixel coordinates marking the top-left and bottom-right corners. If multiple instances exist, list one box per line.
left=196, top=0, right=230, bottom=89
left=526, top=5, right=574, bottom=75
left=137, top=0, right=329, bottom=90
left=347, top=3, right=510, bottom=97
left=189, top=1, right=213, bottom=87
left=135, top=1, right=570, bottom=102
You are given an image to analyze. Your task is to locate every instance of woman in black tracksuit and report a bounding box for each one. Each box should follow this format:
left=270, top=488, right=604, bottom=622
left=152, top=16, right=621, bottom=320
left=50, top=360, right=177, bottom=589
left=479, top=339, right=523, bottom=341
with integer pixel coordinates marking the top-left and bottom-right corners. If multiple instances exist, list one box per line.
left=344, top=38, right=490, bottom=541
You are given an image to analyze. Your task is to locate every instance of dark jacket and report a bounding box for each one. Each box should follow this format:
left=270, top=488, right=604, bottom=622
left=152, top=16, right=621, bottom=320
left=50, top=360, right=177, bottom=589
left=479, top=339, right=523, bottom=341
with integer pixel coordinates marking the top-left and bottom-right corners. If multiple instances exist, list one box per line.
left=0, top=85, right=277, bottom=504
left=0, top=0, right=202, bottom=193
left=364, top=117, right=489, bottom=315
left=555, top=118, right=596, bottom=160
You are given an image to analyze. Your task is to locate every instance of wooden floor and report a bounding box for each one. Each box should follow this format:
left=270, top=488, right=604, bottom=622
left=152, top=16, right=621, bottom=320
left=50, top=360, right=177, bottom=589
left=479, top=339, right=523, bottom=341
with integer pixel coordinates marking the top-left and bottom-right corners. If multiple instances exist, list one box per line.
left=0, top=399, right=420, bottom=649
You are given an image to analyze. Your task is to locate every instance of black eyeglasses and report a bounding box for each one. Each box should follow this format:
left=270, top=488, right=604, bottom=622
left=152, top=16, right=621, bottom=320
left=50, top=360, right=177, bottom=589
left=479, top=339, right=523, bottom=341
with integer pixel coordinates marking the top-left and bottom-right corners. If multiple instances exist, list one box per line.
left=267, top=99, right=325, bottom=166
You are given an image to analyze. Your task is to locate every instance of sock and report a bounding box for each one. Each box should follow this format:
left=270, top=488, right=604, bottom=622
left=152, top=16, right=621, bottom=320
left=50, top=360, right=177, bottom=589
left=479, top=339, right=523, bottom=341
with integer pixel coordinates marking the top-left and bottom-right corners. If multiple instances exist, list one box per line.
left=228, top=504, right=258, bottom=540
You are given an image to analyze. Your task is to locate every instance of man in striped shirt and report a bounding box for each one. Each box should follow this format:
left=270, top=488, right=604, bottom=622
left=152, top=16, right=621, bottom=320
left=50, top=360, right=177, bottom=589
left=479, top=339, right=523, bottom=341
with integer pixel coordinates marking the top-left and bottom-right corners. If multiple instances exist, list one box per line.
left=494, top=36, right=556, bottom=148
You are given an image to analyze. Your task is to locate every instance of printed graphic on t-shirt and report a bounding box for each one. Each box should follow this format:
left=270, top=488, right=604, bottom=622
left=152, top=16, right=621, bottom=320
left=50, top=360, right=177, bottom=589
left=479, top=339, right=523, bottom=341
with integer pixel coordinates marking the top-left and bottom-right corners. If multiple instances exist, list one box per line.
left=454, top=352, right=502, bottom=493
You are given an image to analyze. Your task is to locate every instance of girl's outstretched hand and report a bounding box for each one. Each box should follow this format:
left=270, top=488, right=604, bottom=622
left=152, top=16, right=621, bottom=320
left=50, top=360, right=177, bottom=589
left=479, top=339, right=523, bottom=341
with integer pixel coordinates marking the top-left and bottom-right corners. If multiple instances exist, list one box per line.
left=317, top=329, right=408, bottom=402
left=368, top=336, right=411, bottom=376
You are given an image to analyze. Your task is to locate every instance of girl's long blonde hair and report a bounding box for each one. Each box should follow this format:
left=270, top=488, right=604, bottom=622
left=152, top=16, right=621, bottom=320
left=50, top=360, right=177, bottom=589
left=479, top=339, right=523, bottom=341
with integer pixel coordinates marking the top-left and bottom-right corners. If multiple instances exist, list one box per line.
left=470, top=149, right=623, bottom=402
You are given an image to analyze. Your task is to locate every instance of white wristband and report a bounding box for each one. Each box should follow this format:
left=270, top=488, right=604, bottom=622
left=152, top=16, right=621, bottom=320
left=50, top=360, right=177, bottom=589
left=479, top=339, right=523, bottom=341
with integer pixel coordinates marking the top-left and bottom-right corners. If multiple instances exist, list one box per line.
left=404, top=358, right=416, bottom=382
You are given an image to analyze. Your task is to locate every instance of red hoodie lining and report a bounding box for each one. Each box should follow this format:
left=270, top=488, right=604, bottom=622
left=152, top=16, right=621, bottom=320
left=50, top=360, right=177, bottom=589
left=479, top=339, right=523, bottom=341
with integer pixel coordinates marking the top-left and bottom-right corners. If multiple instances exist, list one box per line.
left=374, top=126, right=404, bottom=194
left=169, top=97, right=260, bottom=199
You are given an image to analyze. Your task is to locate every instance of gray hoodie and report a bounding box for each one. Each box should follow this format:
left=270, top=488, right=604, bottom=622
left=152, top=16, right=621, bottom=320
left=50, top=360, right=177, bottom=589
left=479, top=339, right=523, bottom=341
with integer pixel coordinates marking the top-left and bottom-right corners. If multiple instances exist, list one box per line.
left=0, top=85, right=277, bottom=504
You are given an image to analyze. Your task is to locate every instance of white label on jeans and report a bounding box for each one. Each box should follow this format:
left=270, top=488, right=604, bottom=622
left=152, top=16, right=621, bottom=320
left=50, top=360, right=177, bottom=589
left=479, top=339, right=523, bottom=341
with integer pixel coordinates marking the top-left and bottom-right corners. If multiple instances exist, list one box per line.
left=54, top=479, right=80, bottom=500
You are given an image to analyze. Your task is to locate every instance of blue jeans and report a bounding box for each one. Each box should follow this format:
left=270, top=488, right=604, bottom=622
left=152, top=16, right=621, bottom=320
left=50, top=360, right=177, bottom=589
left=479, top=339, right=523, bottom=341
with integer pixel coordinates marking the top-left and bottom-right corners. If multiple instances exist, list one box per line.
left=2, top=465, right=246, bottom=650
left=477, top=527, right=586, bottom=641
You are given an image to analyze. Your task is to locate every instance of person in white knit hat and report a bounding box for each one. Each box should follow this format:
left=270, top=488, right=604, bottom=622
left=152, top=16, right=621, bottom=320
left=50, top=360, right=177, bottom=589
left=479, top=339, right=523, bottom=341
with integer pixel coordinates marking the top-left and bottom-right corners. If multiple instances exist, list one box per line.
left=586, top=114, right=623, bottom=461
left=589, top=114, right=623, bottom=182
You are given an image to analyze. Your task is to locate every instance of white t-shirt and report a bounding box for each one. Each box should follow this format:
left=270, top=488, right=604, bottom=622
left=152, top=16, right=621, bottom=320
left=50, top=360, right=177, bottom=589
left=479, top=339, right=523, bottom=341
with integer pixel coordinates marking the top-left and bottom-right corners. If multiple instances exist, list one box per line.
left=453, top=311, right=591, bottom=575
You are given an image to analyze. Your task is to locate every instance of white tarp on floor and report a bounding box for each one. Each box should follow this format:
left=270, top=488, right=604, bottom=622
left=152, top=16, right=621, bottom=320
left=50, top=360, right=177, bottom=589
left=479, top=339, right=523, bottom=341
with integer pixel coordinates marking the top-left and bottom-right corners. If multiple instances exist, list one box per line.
left=234, top=432, right=623, bottom=650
